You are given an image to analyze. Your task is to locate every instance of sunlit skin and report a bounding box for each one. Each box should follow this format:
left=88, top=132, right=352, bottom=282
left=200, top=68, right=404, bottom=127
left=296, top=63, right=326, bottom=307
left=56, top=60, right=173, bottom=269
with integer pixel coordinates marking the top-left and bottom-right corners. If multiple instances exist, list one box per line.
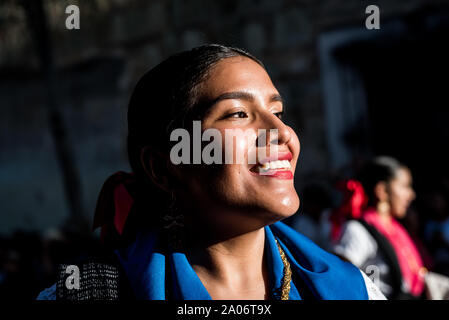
left=387, top=167, right=416, bottom=219
left=164, top=56, right=301, bottom=299
left=375, top=167, right=416, bottom=221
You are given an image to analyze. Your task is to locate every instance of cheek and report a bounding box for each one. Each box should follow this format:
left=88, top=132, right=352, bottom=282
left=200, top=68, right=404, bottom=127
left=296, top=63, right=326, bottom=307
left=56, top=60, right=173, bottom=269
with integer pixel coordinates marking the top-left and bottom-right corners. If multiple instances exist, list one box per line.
left=235, top=133, right=252, bottom=164
left=390, top=188, right=408, bottom=210
left=175, top=164, right=232, bottom=210
left=222, top=128, right=258, bottom=164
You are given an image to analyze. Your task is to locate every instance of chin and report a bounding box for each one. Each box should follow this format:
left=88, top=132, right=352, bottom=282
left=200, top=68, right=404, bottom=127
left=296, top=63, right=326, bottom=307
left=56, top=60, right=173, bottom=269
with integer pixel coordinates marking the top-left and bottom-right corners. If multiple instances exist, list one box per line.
left=392, top=209, right=407, bottom=219
left=266, top=195, right=300, bottom=221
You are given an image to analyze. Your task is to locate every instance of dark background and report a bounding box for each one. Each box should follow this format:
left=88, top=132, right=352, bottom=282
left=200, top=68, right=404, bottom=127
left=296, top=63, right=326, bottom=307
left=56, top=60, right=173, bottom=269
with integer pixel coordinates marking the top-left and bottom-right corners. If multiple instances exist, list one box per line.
left=1, top=0, right=448, bottom=299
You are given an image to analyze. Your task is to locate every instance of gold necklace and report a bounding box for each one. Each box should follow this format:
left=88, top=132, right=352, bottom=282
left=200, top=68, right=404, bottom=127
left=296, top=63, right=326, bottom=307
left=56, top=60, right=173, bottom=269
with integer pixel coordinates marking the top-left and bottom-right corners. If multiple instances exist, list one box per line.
left=275, top=239, right=292, bottom=300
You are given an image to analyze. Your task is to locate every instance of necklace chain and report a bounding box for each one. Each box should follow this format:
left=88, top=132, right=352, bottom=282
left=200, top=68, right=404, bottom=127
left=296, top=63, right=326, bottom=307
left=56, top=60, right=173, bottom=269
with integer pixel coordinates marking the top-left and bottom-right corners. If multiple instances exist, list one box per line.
left=275, top=239, right=292, bottom=300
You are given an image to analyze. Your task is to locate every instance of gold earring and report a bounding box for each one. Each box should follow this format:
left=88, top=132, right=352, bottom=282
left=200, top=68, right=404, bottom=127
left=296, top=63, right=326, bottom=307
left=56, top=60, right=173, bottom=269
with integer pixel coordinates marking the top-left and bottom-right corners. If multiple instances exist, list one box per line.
left=377, top=201, right=390, bottom=214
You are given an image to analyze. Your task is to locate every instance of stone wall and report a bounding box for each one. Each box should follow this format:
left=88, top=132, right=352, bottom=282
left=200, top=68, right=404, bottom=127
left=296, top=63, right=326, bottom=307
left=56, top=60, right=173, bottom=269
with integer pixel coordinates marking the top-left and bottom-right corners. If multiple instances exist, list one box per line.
left=0, top=0, right=447, bottom=235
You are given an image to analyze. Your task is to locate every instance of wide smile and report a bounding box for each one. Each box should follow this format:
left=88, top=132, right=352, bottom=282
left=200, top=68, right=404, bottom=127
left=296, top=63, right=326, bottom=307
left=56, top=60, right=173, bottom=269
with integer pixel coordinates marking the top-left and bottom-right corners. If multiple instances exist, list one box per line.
left=249, top=152, right=294, bottom=180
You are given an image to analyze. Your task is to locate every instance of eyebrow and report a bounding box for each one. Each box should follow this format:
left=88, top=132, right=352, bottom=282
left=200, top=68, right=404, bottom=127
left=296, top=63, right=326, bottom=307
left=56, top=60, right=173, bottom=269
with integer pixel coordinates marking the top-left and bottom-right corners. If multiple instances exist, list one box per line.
left=191, top=91, right=284, bottom=120
left=210, top=91, right=284, bottom=106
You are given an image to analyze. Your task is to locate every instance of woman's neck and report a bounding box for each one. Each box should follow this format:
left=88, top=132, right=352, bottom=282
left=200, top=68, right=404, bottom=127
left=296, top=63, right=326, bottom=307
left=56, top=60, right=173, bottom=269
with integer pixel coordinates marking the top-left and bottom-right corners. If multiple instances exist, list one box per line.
left=375, top=204, right=393, bottom=225
left=185, top=226, right=270, bottom=299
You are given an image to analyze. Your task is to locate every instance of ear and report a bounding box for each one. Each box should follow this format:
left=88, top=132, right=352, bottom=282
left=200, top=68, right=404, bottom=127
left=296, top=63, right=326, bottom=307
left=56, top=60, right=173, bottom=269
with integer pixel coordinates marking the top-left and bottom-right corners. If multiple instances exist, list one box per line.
left=374, top=181, right=389, bottom=202
left=140, top=146, right=172, bottom=193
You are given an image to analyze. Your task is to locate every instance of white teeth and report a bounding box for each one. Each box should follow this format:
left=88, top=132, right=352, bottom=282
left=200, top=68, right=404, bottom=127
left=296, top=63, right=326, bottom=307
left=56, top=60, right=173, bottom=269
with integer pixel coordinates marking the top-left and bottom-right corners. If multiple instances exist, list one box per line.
left=257, top=160, right=291, bottom=172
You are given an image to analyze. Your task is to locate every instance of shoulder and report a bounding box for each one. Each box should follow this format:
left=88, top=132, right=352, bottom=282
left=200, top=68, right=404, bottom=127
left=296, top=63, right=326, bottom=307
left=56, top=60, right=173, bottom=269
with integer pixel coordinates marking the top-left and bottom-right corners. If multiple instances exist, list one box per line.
left=270, top=222, right=371, bottom=299
left=333, top=220, right=378, bottom=265
left=36, top=252, right=135, bottom=301
left=341, top=220, right=375, bottom=240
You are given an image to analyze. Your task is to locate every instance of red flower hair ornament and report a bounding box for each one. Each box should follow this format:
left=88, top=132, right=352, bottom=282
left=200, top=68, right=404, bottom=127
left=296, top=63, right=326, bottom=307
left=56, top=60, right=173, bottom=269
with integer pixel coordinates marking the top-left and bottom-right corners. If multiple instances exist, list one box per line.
left=329, top=179, right=368, bottom=242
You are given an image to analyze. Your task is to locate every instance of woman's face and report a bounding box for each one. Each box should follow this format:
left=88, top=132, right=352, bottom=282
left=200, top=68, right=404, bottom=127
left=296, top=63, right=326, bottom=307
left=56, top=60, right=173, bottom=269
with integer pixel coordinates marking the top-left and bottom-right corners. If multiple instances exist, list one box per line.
left=387, top=167, right=416, bottom=219
left=172, top=56, right=300, bottom=234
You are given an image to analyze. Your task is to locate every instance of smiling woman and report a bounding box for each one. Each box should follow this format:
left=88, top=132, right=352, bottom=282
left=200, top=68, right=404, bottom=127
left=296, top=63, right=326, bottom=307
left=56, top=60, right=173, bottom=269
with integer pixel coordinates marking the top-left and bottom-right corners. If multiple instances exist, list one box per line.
left=37, top=44, right=385, bottom=300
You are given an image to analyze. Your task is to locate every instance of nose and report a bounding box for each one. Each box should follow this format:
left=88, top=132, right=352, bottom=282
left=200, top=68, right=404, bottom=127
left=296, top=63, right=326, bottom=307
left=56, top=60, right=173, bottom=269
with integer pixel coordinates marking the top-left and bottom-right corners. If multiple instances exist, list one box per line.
left=255, top=111, right=292, bottom=147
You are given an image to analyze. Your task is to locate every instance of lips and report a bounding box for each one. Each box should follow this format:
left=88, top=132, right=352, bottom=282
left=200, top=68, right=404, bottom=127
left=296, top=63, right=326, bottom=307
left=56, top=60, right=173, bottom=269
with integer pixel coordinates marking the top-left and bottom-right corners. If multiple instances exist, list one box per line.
left=250, top=151, right=294, bottom=179
left=257, top=169, right=293, bottom=179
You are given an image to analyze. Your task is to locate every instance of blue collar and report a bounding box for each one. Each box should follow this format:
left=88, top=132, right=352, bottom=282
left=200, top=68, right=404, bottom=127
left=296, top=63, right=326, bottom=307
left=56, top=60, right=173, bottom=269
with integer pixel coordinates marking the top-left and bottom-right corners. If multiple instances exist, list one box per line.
left=115, top=221, right=368, bottom=300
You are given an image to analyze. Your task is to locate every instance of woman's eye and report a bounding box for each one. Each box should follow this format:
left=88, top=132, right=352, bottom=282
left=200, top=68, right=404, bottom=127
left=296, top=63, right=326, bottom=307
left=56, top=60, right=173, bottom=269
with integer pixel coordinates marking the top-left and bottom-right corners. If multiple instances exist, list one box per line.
left=227, top=111, right=248, bottom=119
left=274, top=111, right=284, bottom=120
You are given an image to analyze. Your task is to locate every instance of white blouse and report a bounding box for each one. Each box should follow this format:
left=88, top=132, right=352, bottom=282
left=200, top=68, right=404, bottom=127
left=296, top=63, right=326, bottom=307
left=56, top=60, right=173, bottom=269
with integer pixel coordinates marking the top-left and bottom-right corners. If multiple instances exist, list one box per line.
left=333, top=220, right=407, bottom=298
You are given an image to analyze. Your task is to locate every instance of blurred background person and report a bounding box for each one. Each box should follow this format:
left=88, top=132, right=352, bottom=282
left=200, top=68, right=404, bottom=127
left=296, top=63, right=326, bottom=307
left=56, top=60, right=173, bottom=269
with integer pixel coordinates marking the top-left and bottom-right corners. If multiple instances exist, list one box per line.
left=331, top=156, right=427, bottom=299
